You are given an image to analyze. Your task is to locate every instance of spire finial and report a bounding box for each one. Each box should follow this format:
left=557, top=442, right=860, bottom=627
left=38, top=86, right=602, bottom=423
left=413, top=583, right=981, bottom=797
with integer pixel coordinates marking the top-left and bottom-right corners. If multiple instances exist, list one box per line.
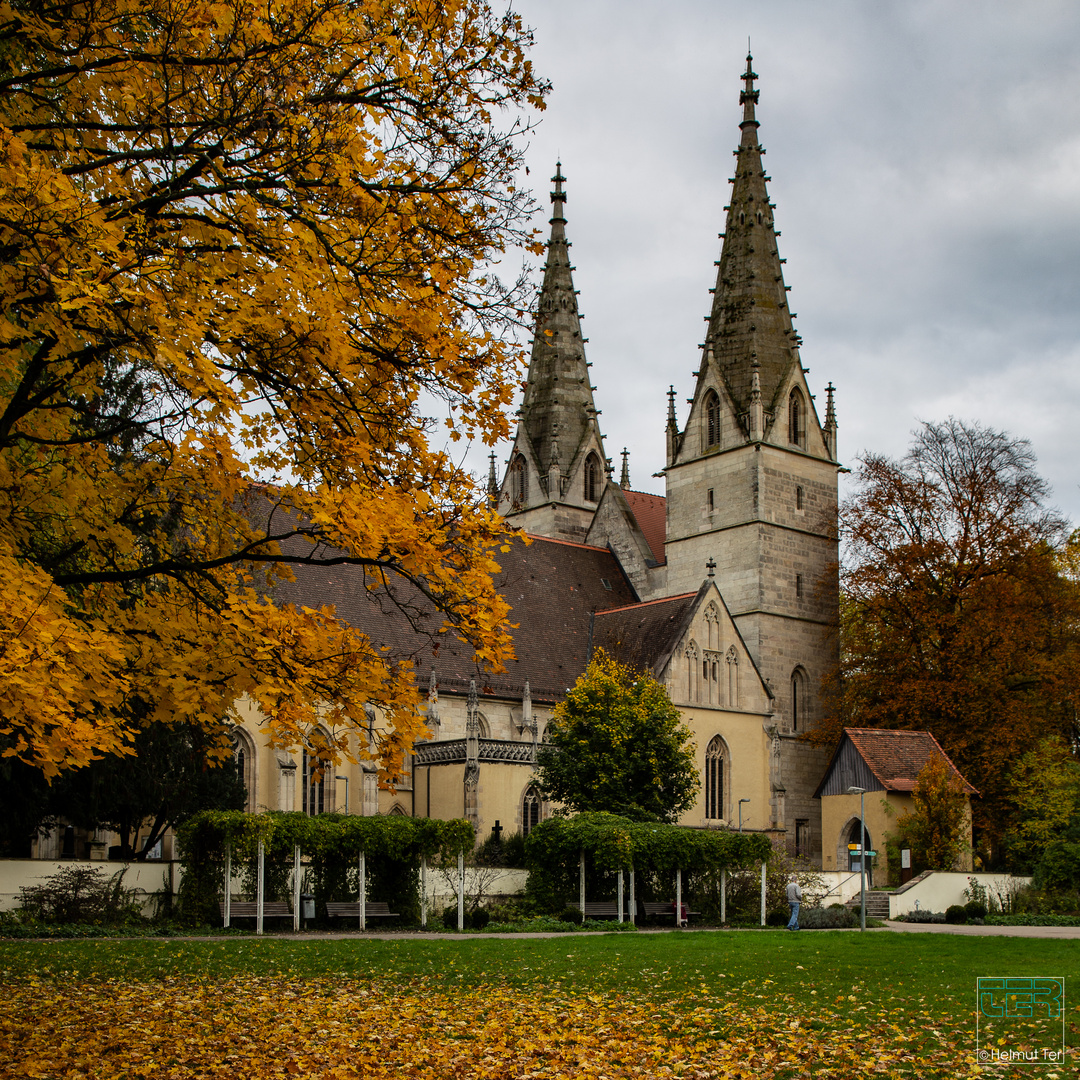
left=707, top=557, right=716, bottom=579
left=824, top=382, right=838, bottom=460
left=486, top=451, right=497, bottom=497
left=550, top=162, right=566, bottom=219
left=739, top=50, right=759, bottom=128
left=667, top=384, right=677, bottom=428
left=620, top=448, right=630, bottom=488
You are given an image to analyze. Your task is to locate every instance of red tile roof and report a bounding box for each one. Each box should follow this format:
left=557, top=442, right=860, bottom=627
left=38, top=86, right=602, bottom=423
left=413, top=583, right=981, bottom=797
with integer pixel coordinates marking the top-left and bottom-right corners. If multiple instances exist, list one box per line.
left=822, top=728, right=978, bottom=796
left=623, top=489, right=667, bottom=565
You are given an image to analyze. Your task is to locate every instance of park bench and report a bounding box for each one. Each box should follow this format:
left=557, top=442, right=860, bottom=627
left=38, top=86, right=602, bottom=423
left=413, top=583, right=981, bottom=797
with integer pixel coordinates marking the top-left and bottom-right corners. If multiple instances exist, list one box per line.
left=325, top=901, right=399, bottom=921
left=640, top=901, right=700, bottom=924
left=219, top=901, right=292, bottom=923
left=577, top=901, right=626, bottom=920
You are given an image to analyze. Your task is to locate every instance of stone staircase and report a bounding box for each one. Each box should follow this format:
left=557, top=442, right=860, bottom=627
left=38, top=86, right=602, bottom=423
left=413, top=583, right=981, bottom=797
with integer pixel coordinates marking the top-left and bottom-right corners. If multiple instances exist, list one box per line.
left=847, top=890, right=891, bottom=919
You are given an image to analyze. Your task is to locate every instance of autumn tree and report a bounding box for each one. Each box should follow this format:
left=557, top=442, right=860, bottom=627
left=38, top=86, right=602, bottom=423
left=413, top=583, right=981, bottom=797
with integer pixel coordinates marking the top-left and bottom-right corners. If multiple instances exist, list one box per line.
left=0, top=0, right=547, bottom=779
left=893, top=753, right=970, bottom=871
left=535, top=649, right=699, bottom=823
left=825, top=419, right=1080, bottom=845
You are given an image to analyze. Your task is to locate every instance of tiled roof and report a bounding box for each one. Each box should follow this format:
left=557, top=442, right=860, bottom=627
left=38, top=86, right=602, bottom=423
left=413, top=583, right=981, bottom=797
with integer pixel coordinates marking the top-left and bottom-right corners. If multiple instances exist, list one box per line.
left=591, top=592, right=698, bottom=676
left=816, top=728, right=978, bottom=797
left=271, top=528, right=639, bottom=705
left=623, top=489, right=667, bottom=565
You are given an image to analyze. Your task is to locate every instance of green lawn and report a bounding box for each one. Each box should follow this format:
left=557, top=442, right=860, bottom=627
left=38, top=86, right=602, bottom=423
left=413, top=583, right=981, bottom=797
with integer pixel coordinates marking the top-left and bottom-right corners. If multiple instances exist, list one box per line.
left=1, top=931, right=1075, bottom=1077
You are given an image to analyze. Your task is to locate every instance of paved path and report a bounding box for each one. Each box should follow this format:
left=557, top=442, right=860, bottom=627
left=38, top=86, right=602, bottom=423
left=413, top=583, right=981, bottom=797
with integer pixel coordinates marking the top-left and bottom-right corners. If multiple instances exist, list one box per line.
left=881, top=919, right=1080, bottom=939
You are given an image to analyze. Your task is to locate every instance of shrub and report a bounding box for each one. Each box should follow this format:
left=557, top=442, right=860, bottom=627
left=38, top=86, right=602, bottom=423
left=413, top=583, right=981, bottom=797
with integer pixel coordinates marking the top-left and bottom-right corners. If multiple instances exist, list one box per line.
left=559, top=906, right=582, bottom=923
left=441, top=905, right=459, bottom=930
left=964, top=900, right=987, bottom=919
left=766, top=909, right=788, bottom=926
left=902, top=909, right=946, bottom=923
left=470, top=908, right=491, bottom=930
left=17, top=866, right=142, bottom=925
left=1033, top=842, right=1080, bottom=893
left=799, top=906, right=858, bottom=929
left=945, top=904, right=967, bottom=924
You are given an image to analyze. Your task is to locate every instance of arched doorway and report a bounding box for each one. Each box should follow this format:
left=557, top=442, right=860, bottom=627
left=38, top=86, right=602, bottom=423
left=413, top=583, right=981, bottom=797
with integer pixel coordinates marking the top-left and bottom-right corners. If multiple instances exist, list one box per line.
left=844, top=818, right=873, bottom=886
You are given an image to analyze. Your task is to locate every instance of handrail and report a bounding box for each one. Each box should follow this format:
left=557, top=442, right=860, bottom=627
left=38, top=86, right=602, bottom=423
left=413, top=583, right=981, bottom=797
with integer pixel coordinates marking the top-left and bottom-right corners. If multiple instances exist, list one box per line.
left=817, top=872, right=863, bottom=899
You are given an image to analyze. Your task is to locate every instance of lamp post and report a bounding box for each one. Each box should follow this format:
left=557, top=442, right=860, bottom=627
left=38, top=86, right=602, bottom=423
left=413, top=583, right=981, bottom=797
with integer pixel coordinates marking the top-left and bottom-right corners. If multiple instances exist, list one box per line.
left=846, top=786, right=866, bottom=932
left=738, top=798, right=750, bottom=832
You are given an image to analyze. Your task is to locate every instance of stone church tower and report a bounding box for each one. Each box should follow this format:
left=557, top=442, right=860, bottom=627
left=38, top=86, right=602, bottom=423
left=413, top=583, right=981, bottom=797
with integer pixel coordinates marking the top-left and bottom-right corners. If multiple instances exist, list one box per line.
left=662, top=54, right=839, bottom=841
left=496, top=165, right=609, bottom=542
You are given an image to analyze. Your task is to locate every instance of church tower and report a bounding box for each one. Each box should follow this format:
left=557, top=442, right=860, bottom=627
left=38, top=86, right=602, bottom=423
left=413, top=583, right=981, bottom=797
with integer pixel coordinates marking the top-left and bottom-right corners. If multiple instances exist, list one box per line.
left=498, top=165, right=608, bottom=542
left=663, top=55, right=839, bottom=849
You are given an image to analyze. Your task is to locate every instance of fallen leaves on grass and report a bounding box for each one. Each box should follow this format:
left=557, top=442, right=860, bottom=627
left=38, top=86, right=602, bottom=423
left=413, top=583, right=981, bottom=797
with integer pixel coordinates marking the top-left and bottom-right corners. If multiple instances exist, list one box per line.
left=0, top=976, right=981, bottom=1078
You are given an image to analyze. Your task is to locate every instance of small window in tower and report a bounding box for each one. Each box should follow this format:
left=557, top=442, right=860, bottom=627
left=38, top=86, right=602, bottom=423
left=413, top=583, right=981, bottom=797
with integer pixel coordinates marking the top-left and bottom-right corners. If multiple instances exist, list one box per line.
left=705, top=391, right=721, bottom=448
left=511, top=454, right=528, bottom=506
left=788, top=390, right=805, bottom=448
left=795, top=574, right=803, bottom=598
left=796, top=485, right=804, bottom=510
left=707, top=488, right=715, bottom=512
left=583, top=453, right=601, bottom=502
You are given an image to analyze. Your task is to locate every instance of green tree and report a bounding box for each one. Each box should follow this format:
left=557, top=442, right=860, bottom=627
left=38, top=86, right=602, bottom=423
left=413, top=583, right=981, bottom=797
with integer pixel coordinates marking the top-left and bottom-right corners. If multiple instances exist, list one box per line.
left=1003, top=736, right=1080, bottom=872
left=894, top=754, right=969, bottom=871
left=535, top=650, right=699, bottom=823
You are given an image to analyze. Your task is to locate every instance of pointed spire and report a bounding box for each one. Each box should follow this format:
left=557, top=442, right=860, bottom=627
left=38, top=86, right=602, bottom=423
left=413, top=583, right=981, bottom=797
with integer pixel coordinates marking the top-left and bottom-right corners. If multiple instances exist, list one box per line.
left=514, top=164, right=604, bottom=489
left=824, top=382, right=838, bottom=460
left=486, top=452, right=498, bottom=500
left=704, top=54, right=800, bottom=432
left=666, top=384, right=679, bottom=466
left=620, top=448, right=630, bottom=488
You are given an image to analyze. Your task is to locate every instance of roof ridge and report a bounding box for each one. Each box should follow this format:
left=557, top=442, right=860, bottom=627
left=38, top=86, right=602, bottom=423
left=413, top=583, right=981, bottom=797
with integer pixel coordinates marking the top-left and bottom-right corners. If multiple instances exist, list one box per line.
left=522, top=532, right=612, bottom=552
left=593, top=592, right=698, bottom=616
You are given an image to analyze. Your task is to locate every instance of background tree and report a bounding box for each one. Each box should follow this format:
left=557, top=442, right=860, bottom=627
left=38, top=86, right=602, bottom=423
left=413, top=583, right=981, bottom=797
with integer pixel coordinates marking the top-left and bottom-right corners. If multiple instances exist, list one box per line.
left=535, top=649, right=699, bottom=823
left=1003, top=736, right=1080, bottom=873
left=0, top=0, right=547, bottom=780
left=893, top=754, right=969, bottom=871
left=823, top=419, right=1080, bottom=847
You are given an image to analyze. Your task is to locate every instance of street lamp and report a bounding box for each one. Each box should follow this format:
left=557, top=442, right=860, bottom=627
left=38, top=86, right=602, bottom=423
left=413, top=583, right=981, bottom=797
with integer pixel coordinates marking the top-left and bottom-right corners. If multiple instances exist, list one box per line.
left=846, top=786, right=867, bottom=932
left=738, top=798, right=750, bottom=832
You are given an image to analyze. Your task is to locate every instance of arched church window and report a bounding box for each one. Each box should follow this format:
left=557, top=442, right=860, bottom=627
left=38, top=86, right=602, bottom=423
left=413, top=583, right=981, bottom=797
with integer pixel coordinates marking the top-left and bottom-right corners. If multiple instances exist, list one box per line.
left=705, top=390, right=721, bottom=448
left=232, top=727, right=257, bottom=812
left=522, top=785, right=542, bottom=835
left=705, top=735, right=729, bottom=821
left=511, top=454, right=528, bottom=506
left=791, top=667, right=808, bottom=733
left=302, top=729, right=331, bottom=816
left=583, top=453, right=601, bottom=503
left=788, top=389, right=805, bottom=448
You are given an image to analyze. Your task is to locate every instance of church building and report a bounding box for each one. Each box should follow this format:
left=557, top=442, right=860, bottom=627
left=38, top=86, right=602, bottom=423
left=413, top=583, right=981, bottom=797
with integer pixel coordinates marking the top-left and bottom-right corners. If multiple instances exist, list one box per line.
left=73, top=54, right=840, bottom=868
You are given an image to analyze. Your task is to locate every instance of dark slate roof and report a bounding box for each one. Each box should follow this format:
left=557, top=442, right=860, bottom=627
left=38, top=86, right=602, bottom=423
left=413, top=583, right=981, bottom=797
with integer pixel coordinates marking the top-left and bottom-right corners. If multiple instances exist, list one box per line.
left=814, top=728, right=978, bottom=799
left=590, top=592, right=698, bottom=676
left=272, top=530, right=639, bottom=705
left=623, top=489, right=667, bottom=565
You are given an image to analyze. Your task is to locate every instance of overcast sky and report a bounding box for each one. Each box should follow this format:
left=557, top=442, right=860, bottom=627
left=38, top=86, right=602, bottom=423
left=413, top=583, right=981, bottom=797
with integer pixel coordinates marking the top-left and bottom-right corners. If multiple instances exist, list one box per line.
left=463, top=0, right=1080, bottom=526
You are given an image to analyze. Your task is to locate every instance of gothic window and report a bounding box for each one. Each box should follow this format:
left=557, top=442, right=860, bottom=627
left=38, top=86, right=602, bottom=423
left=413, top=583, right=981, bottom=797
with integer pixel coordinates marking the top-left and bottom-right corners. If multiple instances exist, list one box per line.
left=522, top=785, right=542, bottom=835
left=511, top=454, right=528, bottom=506
left=705, top=390, right=721, bottom=448
left=788, top=389, right=805, bottom=448
left=705, top=735, right=729, bottom=821
left=685, top=641, right=700, bottom=702
left=232, top=727, right=257, bottom=812
left=796, top=485, right=804, bottom=510
left=791, top=668, right=808, bottom=732
left=302, top=730, right=330, bottom=816
left=388, top=803, right=408, bottom=816
left=583, top=452, right=601, bottom=502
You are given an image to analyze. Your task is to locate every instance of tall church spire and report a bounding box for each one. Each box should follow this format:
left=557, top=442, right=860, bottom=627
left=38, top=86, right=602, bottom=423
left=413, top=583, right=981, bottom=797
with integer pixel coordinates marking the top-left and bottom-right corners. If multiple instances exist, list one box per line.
left=497, top=165, right=608, bottom=542
left=703, top=52, right=801, bottom=428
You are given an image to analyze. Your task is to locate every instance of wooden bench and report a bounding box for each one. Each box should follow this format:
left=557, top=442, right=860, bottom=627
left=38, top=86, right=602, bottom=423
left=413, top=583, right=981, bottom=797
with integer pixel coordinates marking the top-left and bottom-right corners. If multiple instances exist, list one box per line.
left=577, top=901, right=626, bottom=920
left=220, top=901, right=292, bottom=923
left=641, top=901, right=700, bottom=924
left=325, top=901, right=399, bottom=921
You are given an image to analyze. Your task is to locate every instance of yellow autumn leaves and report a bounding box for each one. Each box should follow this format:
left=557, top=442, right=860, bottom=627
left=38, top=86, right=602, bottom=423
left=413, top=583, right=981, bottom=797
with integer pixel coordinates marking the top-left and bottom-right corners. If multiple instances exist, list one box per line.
left=0, top=975, right=983, bottom=1079
left=0, top=0, right=542, bottom=778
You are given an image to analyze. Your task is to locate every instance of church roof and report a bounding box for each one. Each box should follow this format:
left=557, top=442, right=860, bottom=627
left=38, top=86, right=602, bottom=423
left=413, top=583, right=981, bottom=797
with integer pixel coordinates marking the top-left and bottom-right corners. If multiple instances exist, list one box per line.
left=271, top=529, right=638, bottom=705
left=703, top=52, right=802, bottom=425
left=622, top=489, right=667, bottom=565
left=590, top=592, right=698, bottom=676
left=814, top=728, right=978, bottom=798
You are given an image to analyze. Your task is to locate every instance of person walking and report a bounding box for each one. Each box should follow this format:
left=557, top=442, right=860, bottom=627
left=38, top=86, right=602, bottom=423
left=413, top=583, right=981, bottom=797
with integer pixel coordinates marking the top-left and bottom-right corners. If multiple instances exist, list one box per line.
left=786, top=876, right=802, bottom=931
